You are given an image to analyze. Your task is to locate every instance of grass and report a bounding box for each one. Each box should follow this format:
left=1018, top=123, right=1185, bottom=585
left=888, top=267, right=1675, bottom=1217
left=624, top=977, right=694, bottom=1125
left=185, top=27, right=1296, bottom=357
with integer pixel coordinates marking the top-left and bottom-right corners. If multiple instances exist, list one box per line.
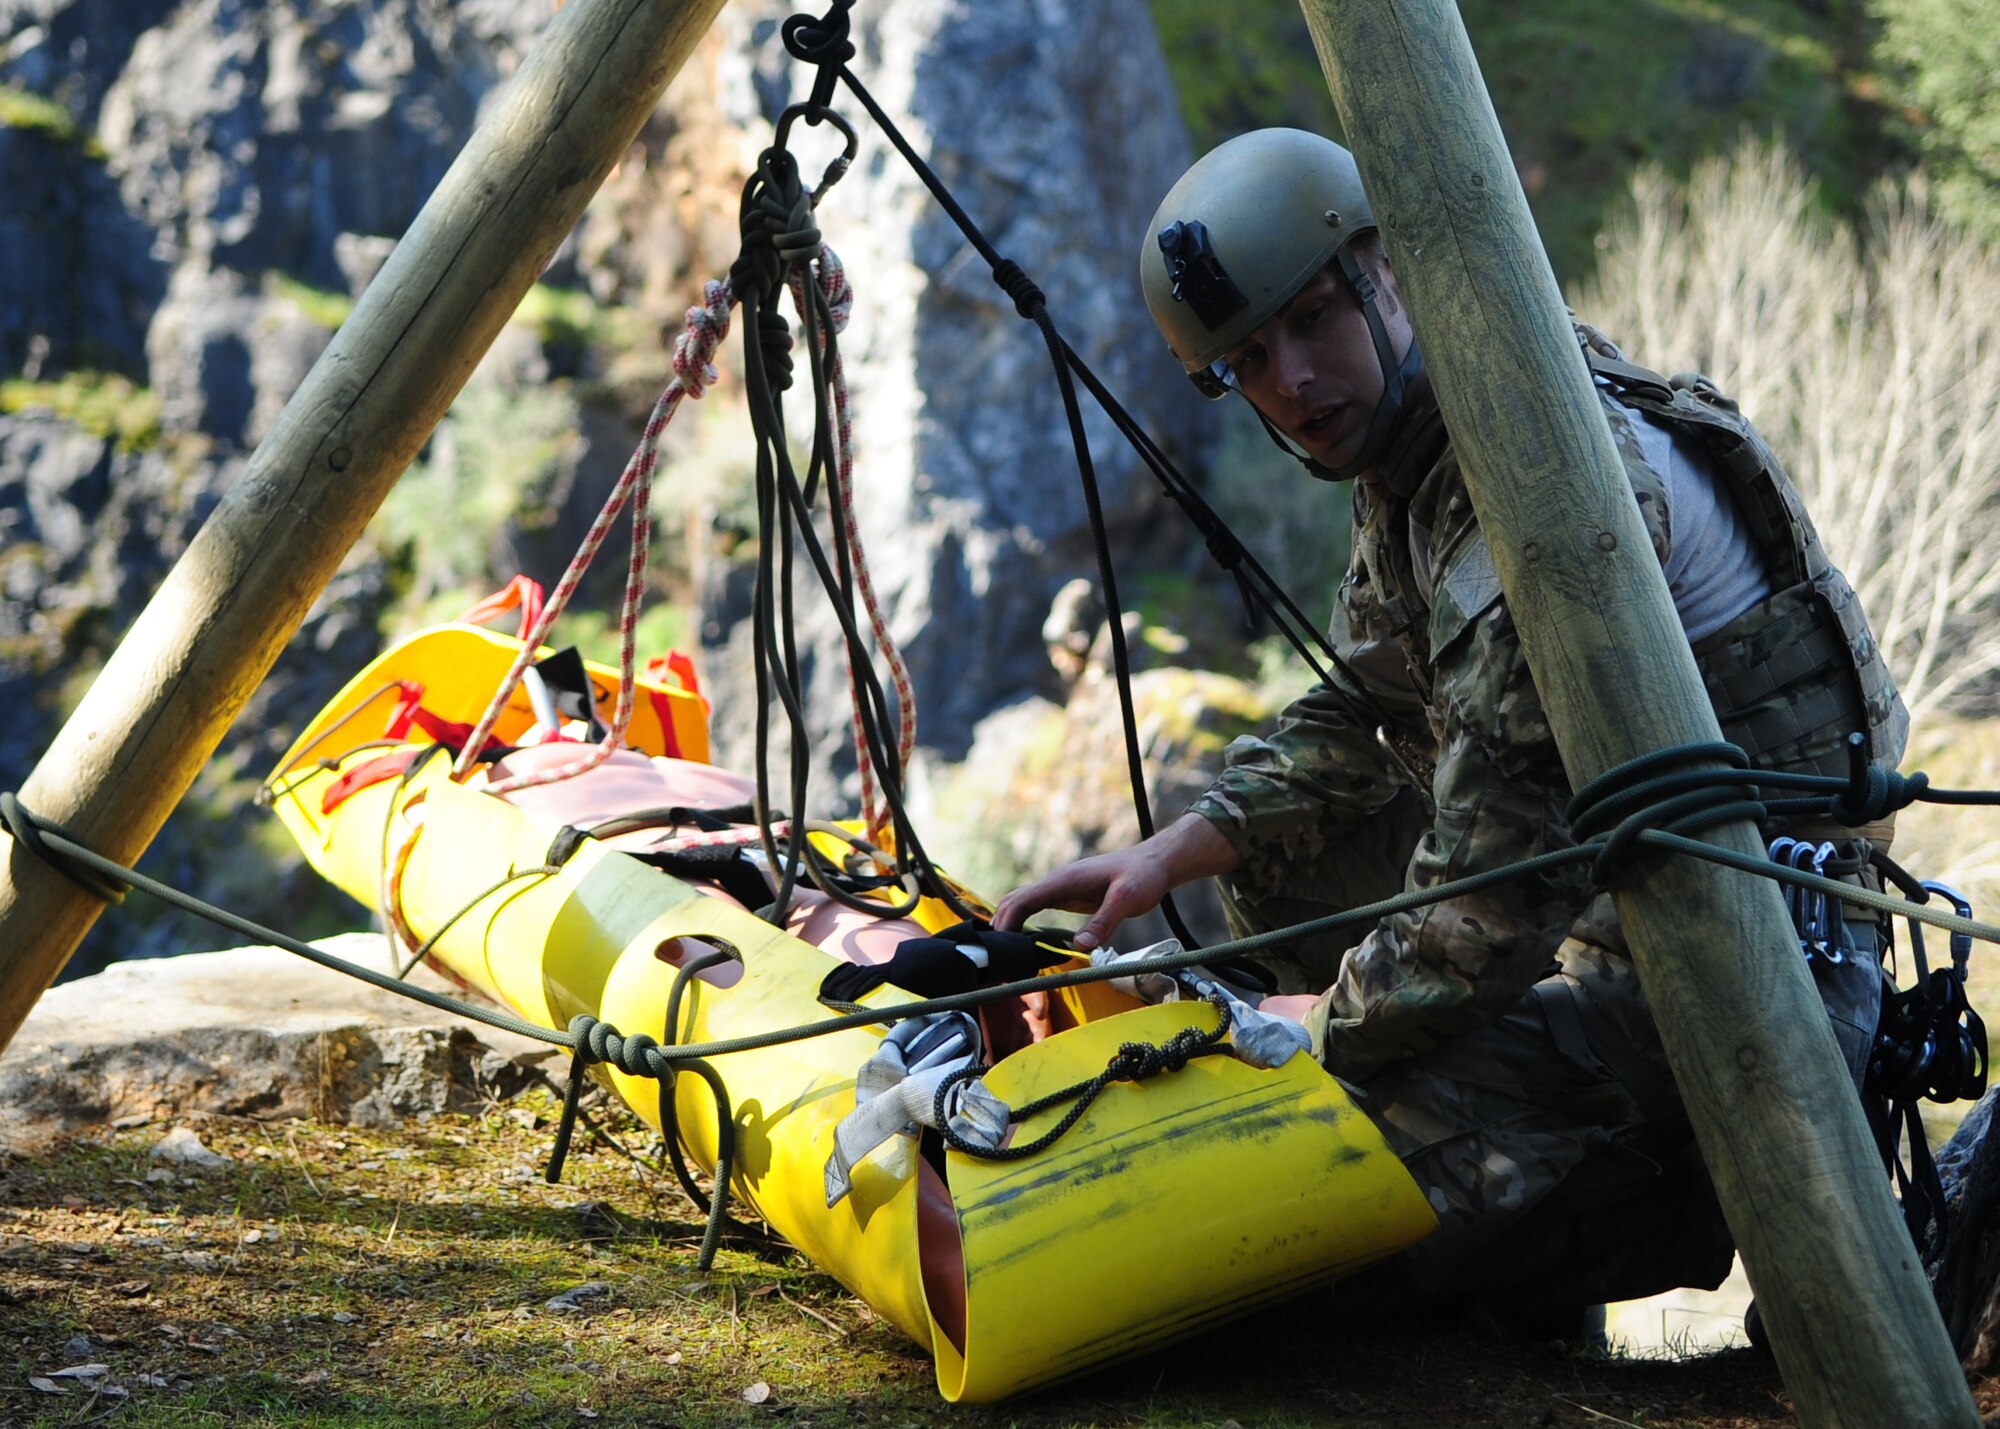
left=265, top=273, right=356, bottom=332
left=0, top=372, right=162, bottom=454
left=0, top=85, right=103, bottom=157
left=0, top=1086, right=1849, bottom=1429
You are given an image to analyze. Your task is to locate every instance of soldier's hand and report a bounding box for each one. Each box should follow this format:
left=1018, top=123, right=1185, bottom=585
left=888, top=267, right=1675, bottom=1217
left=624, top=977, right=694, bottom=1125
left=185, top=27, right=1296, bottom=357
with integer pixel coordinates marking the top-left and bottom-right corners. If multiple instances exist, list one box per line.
left=992, top=813, right=1243, bottom=952
left=993, top=847, right=1173, bottom=952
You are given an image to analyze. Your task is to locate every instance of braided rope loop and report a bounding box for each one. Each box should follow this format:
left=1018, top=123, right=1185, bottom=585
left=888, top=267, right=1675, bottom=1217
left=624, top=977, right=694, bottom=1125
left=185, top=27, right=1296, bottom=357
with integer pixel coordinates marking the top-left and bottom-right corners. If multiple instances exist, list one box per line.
left=451, top=279, right=737, bottom=792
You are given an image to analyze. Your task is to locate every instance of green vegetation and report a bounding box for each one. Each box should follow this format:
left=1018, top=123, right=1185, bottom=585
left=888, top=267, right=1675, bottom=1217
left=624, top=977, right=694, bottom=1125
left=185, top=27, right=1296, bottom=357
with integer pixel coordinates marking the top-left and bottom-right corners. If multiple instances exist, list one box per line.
left=266, top=271, right=356, bottom=331
left=1872, top=0, right=2000, bottom=238
left=512, top=283, right=647, bottom=363
left=516, top=283, right=599, bottom=348
left=1148, top=0, right=1885, bottom=282
left=379, top=381, right=583, bottom=613
left=0, top=371, right=162, bottom=453
left=0, top=83, right=102, bottom=156
left=558, top=601, right=694, bottom=670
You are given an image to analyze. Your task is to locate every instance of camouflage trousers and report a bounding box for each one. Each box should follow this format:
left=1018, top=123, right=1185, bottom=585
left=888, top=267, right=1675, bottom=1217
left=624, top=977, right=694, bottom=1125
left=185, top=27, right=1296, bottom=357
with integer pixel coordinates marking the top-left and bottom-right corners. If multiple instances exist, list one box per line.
left=1219, top=795, right=1885, bottom=1310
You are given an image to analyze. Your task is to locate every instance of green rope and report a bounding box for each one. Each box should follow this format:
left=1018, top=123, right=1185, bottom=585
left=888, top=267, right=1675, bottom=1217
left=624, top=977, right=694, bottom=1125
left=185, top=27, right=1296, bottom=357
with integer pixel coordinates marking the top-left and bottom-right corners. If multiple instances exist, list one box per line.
left=13, top=790, right=2000, bottom=1070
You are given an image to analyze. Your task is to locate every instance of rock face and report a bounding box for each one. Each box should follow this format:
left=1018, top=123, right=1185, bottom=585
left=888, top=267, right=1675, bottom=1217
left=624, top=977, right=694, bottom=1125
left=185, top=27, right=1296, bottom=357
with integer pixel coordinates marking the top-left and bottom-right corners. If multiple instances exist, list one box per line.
left=696, top=0, right=1207, bottom=798
left=0, top=0, right=1217, bottom=975
left=0, top=935, right=555, bottom=1148
left=0, top=0, right=566, bottom=973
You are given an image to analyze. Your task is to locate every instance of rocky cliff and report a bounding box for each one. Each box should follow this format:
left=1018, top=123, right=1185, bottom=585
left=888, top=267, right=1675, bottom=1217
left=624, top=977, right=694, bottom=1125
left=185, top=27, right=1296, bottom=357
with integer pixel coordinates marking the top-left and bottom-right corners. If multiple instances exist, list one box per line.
left=0, top=0, right=1237, bottom=972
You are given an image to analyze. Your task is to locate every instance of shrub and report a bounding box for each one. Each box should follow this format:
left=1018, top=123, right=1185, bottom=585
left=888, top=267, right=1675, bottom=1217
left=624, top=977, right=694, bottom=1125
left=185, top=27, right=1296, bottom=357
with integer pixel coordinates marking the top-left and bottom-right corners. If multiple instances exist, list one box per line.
left=1573, top=138, right=2000, bottom=732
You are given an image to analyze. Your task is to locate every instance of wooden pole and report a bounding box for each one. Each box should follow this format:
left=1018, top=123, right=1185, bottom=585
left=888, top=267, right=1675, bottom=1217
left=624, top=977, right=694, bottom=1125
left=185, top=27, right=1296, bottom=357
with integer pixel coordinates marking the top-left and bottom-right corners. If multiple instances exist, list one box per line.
left=1296, top=2, right=1975, bottom=1424
left=0, top=0, right=729, bottom=1054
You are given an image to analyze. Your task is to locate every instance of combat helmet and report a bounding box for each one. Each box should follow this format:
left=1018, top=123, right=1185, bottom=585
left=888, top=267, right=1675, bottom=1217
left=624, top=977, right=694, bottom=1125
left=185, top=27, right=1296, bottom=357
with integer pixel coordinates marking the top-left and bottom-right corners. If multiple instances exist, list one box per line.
left=1141, top=128, right=1423, bottom=480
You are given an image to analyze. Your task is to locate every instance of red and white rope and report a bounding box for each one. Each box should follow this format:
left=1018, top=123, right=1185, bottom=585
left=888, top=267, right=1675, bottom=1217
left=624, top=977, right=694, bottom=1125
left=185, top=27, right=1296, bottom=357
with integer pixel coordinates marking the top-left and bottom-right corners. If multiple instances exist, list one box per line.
left=450, top=244, right=915, bottom=832
left=649, top=822, right=793, bottom=855
left=452, top=279, right=736, bottom=792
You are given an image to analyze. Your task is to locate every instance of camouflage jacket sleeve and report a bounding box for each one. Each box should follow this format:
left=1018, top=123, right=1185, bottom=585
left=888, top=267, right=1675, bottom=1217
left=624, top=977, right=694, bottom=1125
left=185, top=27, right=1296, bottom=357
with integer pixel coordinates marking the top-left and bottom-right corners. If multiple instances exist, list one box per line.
left=1304, top=543, right=1594, bottom=1080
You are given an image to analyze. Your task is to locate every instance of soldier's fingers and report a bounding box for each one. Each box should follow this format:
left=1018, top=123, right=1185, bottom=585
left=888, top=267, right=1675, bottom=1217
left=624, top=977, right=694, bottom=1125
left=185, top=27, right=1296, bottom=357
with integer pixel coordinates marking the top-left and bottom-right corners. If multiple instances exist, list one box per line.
left=1075, top=879, right=1152, bottom=952
left=1079, top=856, right=1182, bottom=951
left=991, top=888, right=1035, bottom=931
left=994, top=866, right=1105, bottom=931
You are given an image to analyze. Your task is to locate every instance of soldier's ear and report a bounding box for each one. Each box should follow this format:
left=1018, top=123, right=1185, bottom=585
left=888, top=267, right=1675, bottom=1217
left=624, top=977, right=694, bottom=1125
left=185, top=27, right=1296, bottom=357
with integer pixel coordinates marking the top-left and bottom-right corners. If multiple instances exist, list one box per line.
left=1372, top=252, right=1405, bottom=317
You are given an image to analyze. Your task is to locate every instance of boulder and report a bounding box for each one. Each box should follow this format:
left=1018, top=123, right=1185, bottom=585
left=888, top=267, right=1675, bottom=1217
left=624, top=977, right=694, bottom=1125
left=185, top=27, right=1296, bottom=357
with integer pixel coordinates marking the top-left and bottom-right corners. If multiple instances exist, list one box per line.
left=0, top=933, right=556, bottom=1150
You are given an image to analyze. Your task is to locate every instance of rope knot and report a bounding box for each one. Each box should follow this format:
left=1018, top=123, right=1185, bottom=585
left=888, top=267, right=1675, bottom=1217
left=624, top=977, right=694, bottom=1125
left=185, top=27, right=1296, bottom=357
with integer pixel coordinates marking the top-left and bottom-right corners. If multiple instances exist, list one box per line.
left=671, top=280, right=735, bottom=399
left=566, top=1013, right=665, bottom=1079
left=733, top=149, right=819, bottom=294
left=733, top=147, right=822, bottom=393
left=548, top=1014, right=664, bottom=1186
left=1831, top=764, right=1928, bottom=826
left=1108, top=1040, right=1168, bottom=1082
left=1204, top=525, right=1247, bottom=572
left=1566, top=742, right=1764, bottom=887
left=0, top=792, right=129, bottom=903
left=991, top=259, right=1046, bottom=320
left=780, top=1, right=856, bottom=111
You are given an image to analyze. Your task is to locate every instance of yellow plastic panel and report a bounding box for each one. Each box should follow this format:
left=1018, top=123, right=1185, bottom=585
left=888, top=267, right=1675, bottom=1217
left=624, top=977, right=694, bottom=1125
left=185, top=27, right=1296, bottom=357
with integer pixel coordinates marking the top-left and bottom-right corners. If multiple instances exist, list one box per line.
left=268, top=623, right=708, bottom=812
left=397, top=773, right=938, bottom=1344
left=937, top=1001, right=1438, bottom=1402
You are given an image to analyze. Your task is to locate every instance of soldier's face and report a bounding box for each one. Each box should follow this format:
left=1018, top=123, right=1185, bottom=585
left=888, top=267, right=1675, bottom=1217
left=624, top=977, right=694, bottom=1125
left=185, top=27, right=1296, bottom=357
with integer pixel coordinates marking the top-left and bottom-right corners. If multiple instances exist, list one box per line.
left=1216, top=261, right=1415, bottom=475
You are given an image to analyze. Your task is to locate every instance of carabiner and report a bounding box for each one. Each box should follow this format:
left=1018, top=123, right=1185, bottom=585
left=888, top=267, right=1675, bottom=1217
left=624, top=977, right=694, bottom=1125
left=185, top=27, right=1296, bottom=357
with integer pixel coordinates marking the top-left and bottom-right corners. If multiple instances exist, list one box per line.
left=1767, top=836, right=1801, bottom=931
left=1807, top=842, right=1843, bottom=965
left=1921, top=880, right=1975, bottom=977
left=772, top=103, right=860, bottom=207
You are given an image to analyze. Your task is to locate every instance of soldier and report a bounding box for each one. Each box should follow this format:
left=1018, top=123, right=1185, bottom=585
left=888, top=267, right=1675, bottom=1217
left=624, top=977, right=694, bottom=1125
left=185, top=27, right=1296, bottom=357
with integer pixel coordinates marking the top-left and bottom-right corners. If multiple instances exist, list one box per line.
left=995, top=128, right=1906, bottom=1320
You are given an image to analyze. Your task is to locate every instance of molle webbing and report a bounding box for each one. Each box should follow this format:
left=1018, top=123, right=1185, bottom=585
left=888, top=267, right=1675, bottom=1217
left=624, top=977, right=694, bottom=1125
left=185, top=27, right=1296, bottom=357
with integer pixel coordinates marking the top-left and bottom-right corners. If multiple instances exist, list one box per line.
left=1694, top=584, right=1880, bottom=776
left=1583, top=350, right=1907, bottom=772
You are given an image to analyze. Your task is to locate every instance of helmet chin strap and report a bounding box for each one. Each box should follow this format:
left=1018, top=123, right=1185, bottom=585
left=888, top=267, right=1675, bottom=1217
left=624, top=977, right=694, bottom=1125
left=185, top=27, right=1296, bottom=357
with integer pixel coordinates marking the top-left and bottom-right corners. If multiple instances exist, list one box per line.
left=1244, top=248, right=1425, bottom=483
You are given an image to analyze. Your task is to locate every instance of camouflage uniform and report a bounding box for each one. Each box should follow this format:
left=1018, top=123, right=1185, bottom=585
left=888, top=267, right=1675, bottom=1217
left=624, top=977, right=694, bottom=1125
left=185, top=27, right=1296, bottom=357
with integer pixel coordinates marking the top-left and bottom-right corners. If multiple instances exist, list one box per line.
left=1188, top=328, right=1907, bottom=1308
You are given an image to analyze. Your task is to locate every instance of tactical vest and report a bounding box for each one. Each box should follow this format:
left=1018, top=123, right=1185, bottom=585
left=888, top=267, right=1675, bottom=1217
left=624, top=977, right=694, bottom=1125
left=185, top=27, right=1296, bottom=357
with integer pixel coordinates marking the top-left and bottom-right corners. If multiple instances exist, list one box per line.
left=1353, top=352, right=1907, bottom=788
left=1581, top=350, right=1908, bottom=779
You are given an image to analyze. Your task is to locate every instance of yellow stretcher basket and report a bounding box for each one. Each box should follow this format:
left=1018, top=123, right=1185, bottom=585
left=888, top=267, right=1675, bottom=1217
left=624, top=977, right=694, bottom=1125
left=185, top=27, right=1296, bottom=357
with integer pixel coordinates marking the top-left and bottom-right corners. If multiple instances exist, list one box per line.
left=268, top=625, right=1436, bottom=1402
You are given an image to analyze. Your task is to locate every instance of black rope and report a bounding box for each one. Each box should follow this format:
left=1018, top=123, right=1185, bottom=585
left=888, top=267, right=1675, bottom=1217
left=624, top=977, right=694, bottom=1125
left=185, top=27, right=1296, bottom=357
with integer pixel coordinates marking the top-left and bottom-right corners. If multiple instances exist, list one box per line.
left=779, top=0, right=855, bottom=113
left=14, top=736, right=2000, bottom=1065
left=809, top=65, right=1211, bottom=947
left=543, top=1001, right=741, bottom=1272
left=932, top=994, right=1232, bottom=1161
left=798, top=48, right=1459, bottom=939
left=729, top=103, right=981, bottom=930
left=821, top=46, right=1385, bottom=694
left=12, top=728, right=2000, bottom=1222
left=659, top=945, right=745, bottom=1268
left=0, top=792, right=127, bottom=903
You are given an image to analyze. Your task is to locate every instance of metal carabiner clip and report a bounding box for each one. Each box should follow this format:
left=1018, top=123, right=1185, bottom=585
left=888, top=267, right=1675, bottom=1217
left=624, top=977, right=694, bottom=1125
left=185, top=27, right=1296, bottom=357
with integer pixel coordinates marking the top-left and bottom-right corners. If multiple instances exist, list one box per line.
left=1920, top=880, right=1975, bottom=978
left=1785, top=841, right=1826, bottom=963
left=772, top=103, right=860, bottom=208
left=1807, top=842, right=1844, bottom=965
left=1767, top=836, right=1801, bottom=933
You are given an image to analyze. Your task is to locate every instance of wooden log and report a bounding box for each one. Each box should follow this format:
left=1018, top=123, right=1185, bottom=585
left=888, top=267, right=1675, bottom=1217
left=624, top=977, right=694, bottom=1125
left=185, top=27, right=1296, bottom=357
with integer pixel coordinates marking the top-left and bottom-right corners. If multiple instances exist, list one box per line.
left=0, top=0, right=730, bottom=1055
left=1296, top=1, right=1976, bottom=1423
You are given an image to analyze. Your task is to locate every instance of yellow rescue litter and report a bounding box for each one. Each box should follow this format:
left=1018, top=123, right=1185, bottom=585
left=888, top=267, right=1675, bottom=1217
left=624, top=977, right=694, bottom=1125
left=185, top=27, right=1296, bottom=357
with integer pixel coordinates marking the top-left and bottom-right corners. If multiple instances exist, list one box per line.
left=267, top=623, right=1436, bottom=1402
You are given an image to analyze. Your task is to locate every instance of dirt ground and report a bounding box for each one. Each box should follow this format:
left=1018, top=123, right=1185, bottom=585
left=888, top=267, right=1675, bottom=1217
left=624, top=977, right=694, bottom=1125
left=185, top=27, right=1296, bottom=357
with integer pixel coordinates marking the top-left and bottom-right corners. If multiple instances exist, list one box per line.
left=3, top=1092, right=1995, bottom=1428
